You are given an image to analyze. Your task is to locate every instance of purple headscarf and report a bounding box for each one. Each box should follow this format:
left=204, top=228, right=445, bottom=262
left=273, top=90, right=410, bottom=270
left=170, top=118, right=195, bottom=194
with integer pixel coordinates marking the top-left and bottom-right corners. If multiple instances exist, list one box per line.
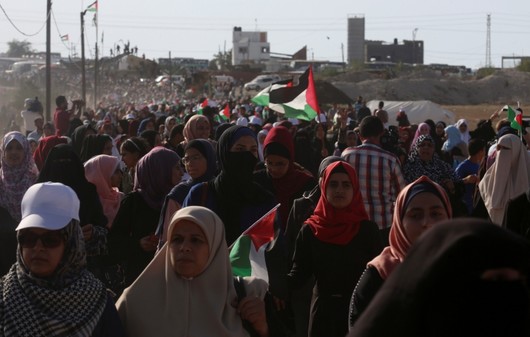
left=134, top=147, right=180, bottom=210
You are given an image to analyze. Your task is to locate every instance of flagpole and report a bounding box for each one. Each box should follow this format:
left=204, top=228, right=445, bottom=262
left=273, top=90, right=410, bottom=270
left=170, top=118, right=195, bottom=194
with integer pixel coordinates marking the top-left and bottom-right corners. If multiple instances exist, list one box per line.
left=45, top=0, right=52, bottom=122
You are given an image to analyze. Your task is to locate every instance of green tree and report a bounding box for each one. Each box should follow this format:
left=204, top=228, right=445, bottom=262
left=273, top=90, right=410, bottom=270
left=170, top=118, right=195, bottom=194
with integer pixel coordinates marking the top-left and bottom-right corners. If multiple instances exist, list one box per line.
left=209, top=50, right=233, bottom=71
left=6, top=39, right=34, bottom=57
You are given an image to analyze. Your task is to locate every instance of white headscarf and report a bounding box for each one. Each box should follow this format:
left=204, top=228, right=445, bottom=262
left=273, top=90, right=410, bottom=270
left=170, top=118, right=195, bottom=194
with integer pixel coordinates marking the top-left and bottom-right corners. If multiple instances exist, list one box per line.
left=479, top=134, right=530, bottom=224
left=455, top=119, right=471, bottom=144
left=116, top=206, right=266, bottom=337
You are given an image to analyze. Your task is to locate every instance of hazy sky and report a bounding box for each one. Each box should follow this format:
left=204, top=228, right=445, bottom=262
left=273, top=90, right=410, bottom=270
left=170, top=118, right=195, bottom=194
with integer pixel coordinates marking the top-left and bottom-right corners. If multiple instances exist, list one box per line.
left=1, top=0, right=529, bottom=69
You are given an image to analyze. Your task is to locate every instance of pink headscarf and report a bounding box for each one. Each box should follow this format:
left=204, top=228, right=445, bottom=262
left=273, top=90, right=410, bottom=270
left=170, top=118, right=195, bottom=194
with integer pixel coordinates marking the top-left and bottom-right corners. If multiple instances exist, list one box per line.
left=410, top=122, right=431, bottom=152
left=84, top=155, right=123, bottom=228
left=368, top=176, right=452, bottom=279
left=183, top=115, right=210, bottom=142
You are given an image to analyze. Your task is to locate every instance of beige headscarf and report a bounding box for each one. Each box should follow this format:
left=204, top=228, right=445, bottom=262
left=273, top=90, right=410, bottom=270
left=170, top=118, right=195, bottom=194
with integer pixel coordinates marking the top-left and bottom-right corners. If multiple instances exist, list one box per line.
left=479, top=134, right=530, bottom=224
left=116, top=206, right=267, bottom=337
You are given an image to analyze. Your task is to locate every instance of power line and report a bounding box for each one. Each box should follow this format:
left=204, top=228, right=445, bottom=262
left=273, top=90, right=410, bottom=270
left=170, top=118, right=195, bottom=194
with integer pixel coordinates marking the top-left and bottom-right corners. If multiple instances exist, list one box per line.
left=51, top=9, right=70, bottom=50
left=0, top=1, right=49, bottom=37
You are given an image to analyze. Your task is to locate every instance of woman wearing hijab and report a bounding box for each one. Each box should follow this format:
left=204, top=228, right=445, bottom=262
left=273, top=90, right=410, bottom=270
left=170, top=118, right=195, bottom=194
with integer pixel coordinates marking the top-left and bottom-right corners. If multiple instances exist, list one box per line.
left=116, top=206, right=269, bottom=337
left=478, top=134, right=530, bottom=225
left=409, top=122, right=430, bottom=152
left=163, top=115, right=177, bottom=142
left=455, top=118, right=471, bottom=144
left=404, top=135, right=467, bottom=216
left=288, top=161, right=382, bottom=337
left=441, top=124, right=469, bottom=168
left=254, top=126, right=315, bottom=232
left=178, top=114, right=216, bottom=155
left=164, top=123, right=185, bottom=155
left=136, top=117, right=155, bottom=136
left=32, top=135, right=67, bottom=171
left=37, top=144, right=109, bottom=278
left=84, top=155, right=124, bottom=229
left=156, top=139, right=217, bottom=246
left=348, top=218, right=530, bottom=337
left=70, top=123, right=97, bottom=157
left=0, top=132, right=39, bottom=222
left=285, top=156, right=345, bottom=337
left=349, top=176, right=451, bottom=328
left=0, top=182, right=125, bottom=336
left=257, top=129, right=268, bottom=162
left=109, top=147, right=182, bottom=287
left=79, top=134, right=114, bottom=163
left=183, top=125, right=275, bottom=246
left=119, top=137, right=151, bottom=194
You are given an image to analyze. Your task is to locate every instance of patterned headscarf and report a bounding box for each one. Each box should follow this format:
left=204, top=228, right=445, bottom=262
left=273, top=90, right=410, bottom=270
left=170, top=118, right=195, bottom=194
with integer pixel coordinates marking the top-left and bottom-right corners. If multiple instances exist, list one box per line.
left=1, top=221, right=107, bottom=336
left=404, top=135, right=458, bottom=185
left=0, top=132, right=39, bottom=221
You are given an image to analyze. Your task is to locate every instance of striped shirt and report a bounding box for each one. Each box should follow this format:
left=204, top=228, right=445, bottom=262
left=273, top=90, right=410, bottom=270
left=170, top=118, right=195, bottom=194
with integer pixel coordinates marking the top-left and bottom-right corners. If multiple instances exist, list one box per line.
left=342, top=143, right=406, bottom=229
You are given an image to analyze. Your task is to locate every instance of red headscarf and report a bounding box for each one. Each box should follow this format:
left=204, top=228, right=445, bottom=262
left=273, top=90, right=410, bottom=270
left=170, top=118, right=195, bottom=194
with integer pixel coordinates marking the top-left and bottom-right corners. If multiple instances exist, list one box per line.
left=263, top=126, right=313, bottom=230
left=33, top=135, right=68, bottom=171
left=368, top=175, right=452, bottom=279
left=305, top=161, right=368, bottom=245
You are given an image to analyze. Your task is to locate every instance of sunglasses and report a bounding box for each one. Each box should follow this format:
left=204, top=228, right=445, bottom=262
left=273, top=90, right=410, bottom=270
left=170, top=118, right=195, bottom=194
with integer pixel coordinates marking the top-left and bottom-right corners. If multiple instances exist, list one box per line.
left=18, top=230, right=64, bottom=249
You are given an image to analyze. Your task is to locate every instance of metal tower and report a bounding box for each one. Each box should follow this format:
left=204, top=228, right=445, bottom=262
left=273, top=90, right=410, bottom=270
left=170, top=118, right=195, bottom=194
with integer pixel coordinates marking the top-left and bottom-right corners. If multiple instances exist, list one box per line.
left=486, top=14, right=492, bottom=67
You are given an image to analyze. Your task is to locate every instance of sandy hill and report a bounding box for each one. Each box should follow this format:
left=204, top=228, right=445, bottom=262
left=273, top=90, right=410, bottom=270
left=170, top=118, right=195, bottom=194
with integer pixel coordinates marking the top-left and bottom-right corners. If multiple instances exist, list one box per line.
left=330, top=69, right=530, bottom=105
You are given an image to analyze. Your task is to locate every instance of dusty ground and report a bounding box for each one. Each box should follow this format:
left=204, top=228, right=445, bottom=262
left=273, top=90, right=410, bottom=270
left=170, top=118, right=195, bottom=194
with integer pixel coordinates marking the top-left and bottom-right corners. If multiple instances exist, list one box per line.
left=441, top=104, right=500, bottom=129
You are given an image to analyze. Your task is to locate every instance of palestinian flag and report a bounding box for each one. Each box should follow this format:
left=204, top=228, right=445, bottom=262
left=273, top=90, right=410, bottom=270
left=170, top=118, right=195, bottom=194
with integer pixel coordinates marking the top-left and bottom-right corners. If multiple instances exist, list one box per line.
left=229, top=204, right=280, bottom=283
left=197, top=98, right=208, bottom=115
left=251, top=79, right=293, bottom=106
left=86, top=1, right=98, bottom=12
left=60, top=34, right=69, bottom=41
left=269, top=66, right=320, bottom=121
left=504, top=105, right=523, bottom=133
left=221, top=103, right=231, bottom=120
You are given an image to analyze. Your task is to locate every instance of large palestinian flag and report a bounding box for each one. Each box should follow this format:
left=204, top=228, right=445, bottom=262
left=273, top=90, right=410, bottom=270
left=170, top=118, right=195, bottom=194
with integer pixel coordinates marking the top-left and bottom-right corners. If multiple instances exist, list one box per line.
left=268, top=66, right=320, bottom=121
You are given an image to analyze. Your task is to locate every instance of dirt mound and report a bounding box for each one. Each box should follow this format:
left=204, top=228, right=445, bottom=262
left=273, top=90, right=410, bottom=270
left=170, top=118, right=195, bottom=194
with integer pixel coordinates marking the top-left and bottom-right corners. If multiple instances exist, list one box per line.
left=331, top=69, right=530, bottom=105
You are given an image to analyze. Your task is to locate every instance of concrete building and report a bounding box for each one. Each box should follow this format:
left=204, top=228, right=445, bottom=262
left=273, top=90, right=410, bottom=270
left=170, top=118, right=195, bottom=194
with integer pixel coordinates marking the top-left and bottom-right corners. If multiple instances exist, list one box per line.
left=347, top=15, right=424, bottom=65
left=366, top=39, right=424, bottom=64
left=347, top=15, right=365, bottom=64
left=232, top=27, right=271, bottom=67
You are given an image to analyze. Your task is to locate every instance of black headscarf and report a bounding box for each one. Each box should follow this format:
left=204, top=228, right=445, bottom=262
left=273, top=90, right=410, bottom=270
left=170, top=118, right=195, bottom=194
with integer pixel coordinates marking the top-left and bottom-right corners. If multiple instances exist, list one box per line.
left=37, top=144, right=107, bottom=228
left=349, top=218, right=530, bottom=337
left=79, top=134, right=113, bottom=163
left=70, top=124, right=97, bottom=156
left=212, top=125, right=274, bottom=243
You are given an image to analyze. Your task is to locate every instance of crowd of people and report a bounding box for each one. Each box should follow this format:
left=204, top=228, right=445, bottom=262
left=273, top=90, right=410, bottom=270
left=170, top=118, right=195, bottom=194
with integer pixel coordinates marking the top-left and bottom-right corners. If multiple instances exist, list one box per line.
left=0, top=92, right=529, bottom=336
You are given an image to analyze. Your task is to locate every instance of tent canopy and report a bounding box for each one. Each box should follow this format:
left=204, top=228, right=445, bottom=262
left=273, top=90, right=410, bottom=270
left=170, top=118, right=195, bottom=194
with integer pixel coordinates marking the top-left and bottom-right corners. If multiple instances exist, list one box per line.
left=367, top=100, right=455, bottom=126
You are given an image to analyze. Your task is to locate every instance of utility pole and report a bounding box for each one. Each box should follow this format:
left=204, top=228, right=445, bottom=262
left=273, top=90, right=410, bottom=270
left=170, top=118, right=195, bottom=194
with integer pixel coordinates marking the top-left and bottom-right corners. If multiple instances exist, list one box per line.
left=94, top=11, right=99, bottom=110
left=412, top=28, right=418, bottom=64
left=45, top=0, right=51, bottom=122
left=80, top=11, right=87, bottom=104
left=169, top=51, right=173, bottom=91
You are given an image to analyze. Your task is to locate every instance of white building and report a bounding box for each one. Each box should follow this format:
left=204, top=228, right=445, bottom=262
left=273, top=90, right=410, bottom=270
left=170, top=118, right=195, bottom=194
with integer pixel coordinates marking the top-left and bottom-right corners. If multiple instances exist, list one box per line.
left=232, top=27, right=270, bottom=66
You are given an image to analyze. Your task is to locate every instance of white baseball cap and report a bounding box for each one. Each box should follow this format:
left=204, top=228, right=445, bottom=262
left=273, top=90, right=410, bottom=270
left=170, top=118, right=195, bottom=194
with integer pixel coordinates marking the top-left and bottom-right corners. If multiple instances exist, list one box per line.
left=16, top=182, right=80, bottom=231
